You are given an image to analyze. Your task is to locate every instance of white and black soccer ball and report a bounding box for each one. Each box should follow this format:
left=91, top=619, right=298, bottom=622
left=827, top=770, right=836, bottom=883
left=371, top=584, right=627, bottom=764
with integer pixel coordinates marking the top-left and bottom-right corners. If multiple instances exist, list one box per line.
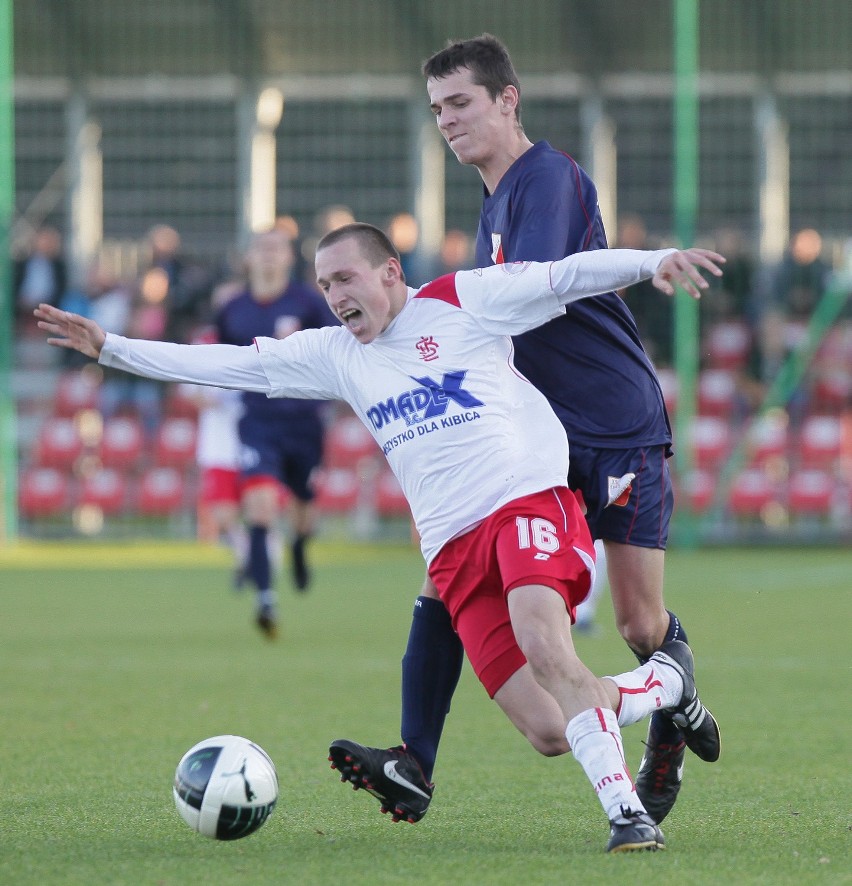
left=173, top=735, right=279, bottom=840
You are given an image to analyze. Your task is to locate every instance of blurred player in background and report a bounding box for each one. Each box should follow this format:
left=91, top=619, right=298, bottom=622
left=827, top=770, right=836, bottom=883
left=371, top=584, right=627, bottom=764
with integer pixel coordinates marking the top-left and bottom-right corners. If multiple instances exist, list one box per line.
left=574, top=539, right=608, bottom=634
left=215, top=227, right=339, bottom=638
left=35, top=222, right=723, bottom=853
left=183, top=282, right=249, bottom=581
left=334, top=33, right=701, bottom=827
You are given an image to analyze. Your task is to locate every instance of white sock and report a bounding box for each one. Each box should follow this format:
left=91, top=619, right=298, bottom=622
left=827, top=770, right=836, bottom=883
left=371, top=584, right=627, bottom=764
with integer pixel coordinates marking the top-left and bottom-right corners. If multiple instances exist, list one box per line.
left=565, top=707, right=646, bottom=822
left=257, top=588, right=277, bottom=608
left=606, top=660, right=683, bottom=727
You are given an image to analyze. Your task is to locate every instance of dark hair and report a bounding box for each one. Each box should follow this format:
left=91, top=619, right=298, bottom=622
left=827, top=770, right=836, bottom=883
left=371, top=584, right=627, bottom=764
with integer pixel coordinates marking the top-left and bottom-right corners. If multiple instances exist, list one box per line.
left=316, top=222, right=402, bottom=270
left=422, top=33, right=522, bottom=121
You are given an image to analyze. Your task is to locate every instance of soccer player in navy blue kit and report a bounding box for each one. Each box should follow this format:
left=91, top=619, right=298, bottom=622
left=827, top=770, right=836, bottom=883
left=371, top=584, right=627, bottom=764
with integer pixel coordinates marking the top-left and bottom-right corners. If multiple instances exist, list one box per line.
left=330, top=34, right=711, bottom=827
left=216, top=227, right=338, bottom=637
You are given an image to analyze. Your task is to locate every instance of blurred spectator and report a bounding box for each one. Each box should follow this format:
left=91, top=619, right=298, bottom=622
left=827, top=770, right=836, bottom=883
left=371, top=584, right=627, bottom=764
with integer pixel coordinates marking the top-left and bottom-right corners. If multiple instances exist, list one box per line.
left=56, top=259, right=125, bottom=369
left=769, top=227, right=832, bottom=321
left=705, top=227, right=757, bottom=325
left=753, top=227, right=833, bottom=422
left=90, top=265, right=164, bottom=436
left=422, top=228, right=474, bottom=280
left=386, top=211, right=431, bottom=287
left=13, top=225, right=67, bottom=325
left=143, top=224, right=217, bottom=343
left=275, top=214, right=310, bottom=284
left=300, top=205, right=356, bottom=290
left=614, top=213, right=673, bottom=367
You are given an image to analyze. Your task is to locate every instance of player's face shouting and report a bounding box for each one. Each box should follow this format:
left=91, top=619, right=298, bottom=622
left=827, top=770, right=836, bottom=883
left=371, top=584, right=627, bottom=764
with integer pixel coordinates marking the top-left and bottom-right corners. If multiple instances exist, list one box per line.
left=315, top=238, right=403, bottom=344
left=427, top=67, right=513, bottom=169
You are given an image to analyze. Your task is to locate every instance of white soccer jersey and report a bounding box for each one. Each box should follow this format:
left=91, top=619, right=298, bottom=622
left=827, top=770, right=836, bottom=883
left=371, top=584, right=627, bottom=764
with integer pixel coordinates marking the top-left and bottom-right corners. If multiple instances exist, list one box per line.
left=192, top=386, right=243, bottom=470
left=100, top=249, right=671, bottom=563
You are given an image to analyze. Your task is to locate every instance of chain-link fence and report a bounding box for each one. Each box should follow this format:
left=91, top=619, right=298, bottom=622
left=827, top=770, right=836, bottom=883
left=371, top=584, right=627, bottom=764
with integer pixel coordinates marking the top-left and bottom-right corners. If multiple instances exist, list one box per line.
left=7, top=0, right=852, bottom=544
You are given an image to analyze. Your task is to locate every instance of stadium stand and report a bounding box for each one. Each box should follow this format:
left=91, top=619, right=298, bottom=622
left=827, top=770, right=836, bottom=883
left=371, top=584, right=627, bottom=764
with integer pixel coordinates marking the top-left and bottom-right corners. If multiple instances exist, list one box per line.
left=313, top=467, right=362, bottom=514
left=153, top=416, right=198, bottom=469
left=323, top=414, right=381, bottom=469
left=728, top=468, right=778, bottom=517
left=78, top=467, right=129, bottom=515
left=19, top=466, right=72, bottom=518
left=704, top=320, right=751, bottom=370
left=99, top=416, right=145, bottom=470
left=678, top=468, right=715, bottom=514
left=33, top=416, right=85, bottom=469
left=375, top=469, right=409, bottom=518
left=788, top=468, right=835, bottom=518
left=689, top=415, right=732, bottom=470
left=137, top=466, right=188, bottom=516
left=797, top=415, right=842, bottom=470
left=744, top=412, right=789, bottom=466
left=53, top=370, right=101, bottom=417
left=697, top=368, right=738, bottom=418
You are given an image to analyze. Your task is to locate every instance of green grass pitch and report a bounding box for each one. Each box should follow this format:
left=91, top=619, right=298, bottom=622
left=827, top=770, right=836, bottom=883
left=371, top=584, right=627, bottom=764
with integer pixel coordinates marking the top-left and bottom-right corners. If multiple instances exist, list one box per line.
left=1, top=540, right=849, bottom=885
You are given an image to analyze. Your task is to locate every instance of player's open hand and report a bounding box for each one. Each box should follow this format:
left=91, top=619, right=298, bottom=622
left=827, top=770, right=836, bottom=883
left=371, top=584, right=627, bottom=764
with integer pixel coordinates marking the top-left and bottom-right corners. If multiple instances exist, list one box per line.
left=34, top=304, right=107, bottom=359
left=653, top=248, right=726, bottom=299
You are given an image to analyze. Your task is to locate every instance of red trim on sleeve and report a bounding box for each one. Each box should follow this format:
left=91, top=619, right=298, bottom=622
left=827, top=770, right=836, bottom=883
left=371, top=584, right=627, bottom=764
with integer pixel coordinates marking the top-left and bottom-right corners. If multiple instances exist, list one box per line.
left=414, top=274, right=461, bottom=307
left=558, top=151, right=595, bottom=251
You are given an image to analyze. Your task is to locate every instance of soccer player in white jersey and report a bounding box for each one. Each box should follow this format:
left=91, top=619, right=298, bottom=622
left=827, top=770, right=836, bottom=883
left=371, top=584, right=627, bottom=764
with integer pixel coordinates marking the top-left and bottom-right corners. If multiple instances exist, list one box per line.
left=35, top=223, right=723, bottom=853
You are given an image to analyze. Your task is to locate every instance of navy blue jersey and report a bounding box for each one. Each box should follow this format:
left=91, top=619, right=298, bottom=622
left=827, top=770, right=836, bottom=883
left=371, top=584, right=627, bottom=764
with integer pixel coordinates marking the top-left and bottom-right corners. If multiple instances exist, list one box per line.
left=476, top=141, right=671, bottom=449
left=215, top=281, right=338, bottom=420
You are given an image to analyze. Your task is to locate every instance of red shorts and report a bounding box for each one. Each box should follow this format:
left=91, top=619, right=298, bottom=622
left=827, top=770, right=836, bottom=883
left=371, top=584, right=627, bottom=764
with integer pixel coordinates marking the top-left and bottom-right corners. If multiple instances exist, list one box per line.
left=199, top=467, right=241, bottom=506
left=428, top=487, right=595, bottom=698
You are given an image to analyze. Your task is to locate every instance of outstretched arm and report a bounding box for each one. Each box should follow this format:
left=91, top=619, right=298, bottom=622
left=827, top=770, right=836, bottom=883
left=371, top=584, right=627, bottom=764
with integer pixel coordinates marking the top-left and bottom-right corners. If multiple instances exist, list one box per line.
left=650, top=248, right=726, bottom=298
left=34, top=303, right=271, bottom=393
left=454, top=247, right=726, bottom=337
left=549, top=247, right=725, bottom=305
left=35, top=304, right=106, bottom=358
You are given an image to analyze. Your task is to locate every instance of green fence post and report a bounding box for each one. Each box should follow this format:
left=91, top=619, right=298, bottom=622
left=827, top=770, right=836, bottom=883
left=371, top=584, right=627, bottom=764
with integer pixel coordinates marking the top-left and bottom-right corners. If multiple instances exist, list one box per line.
left=672, top=0, right=700, bottom=547
left=0, top=0, right=17, bottom=544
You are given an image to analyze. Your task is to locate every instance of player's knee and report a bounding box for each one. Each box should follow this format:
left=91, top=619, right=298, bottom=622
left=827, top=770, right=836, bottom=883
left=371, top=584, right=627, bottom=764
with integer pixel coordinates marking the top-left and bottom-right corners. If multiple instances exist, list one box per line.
left=526, top=725, right=570, bottom=757
left=616, top=615, right=666, bottom=657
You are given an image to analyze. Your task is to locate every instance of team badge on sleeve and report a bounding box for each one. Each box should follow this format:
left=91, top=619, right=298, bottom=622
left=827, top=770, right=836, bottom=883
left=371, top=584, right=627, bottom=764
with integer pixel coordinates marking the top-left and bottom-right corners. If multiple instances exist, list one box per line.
left=491, top=233, right=505, bottom=264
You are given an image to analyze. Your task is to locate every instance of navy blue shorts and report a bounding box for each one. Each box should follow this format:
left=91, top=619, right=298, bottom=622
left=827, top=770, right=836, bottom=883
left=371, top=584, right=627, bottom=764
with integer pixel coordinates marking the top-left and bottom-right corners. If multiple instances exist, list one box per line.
left=567, top=443, right=674, bottom=549
left=238, top=413, right=324, bottom=502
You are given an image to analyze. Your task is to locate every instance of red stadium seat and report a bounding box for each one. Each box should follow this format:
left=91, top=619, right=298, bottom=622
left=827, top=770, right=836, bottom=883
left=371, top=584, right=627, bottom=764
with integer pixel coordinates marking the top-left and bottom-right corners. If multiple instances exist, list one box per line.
left=809, top=369, right=850, bottom=414
left=34, top=416, right=85, bottom=468
left=376, top=470, right=409, bottom=517
left=314, top=467, right=361, bottom=513
left=99, top=416, right=145, bottom=469
left=688, top=415, right=731, bottom=470
left=678, top=468, right=715, bottom=513
left=19, top=467, right=72, bottom=517
left=788, top=468, right=834, bottom=516
left=728, top=468, right=776, bottom=516
left=697, top=368, right=737, bottom=418
left=656, top=368, right=678, bottom=415
left=164, top=384, right=201, bottom=419
left=704, top=320, right=751, bottom=370
left=137, top=467, right=187, bottom=515
left=154, top=417, right=198, bottom=468
left=324, top=415, right=381, bottom=469
left=745, top=412, right=789, bottom=466
left=797, top=415, right=842, bottom=469
left=53, top=370, right=101, bottom=417
left=78, top=467, right=129, bottom=515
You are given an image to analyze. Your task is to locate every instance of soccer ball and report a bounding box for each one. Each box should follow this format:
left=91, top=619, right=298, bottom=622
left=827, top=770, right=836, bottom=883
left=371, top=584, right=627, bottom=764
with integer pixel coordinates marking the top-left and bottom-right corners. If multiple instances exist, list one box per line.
left=173, top=735, right=279, bottom=840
